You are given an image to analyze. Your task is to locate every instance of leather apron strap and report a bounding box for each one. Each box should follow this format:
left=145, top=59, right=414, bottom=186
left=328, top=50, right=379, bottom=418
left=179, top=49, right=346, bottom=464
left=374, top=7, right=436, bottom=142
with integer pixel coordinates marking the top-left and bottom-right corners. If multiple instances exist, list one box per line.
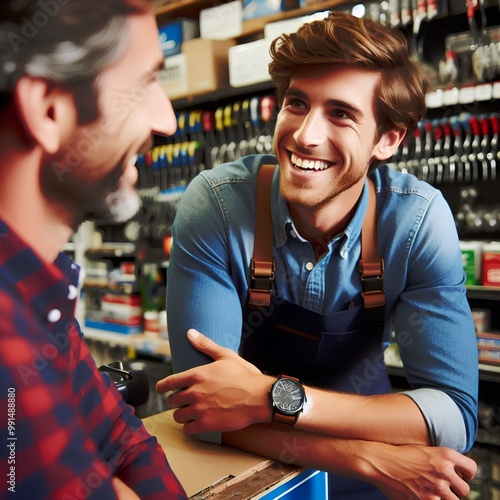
left=248, top=164, right=276, bottom=308
left=359, top=178, right=385, bottom=312
left=248, top=165, right=385, bottom=312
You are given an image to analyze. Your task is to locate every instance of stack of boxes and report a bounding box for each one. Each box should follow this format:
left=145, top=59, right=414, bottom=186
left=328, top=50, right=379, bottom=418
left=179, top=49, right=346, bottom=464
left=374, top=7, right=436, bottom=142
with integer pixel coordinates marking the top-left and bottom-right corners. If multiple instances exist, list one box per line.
left=157, top=0, right=325, bottom=100
left=461, top=241, right=500, bottom=365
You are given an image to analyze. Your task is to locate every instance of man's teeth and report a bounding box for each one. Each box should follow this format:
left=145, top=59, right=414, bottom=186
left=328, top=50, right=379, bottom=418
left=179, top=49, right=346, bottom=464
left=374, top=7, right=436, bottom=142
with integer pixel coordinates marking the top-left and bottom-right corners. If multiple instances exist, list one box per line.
left=291, top=153, right=329, bottom=171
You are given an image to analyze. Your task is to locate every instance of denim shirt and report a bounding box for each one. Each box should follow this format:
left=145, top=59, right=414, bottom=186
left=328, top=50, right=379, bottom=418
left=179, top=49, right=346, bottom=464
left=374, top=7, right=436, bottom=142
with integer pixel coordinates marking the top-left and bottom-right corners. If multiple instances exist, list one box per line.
left=167, top=153, right=478, bottom=452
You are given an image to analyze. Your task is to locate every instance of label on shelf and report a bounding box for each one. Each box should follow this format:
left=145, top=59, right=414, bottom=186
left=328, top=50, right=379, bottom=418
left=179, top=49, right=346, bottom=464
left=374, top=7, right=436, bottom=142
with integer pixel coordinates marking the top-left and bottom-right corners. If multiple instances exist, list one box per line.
left=474, top=83, right=493, bottom=101
left=426, top=90, right=444, bottom=109
left=442, top=87, right=460, bottom=106
left=459, top=86, right=476, bottom=104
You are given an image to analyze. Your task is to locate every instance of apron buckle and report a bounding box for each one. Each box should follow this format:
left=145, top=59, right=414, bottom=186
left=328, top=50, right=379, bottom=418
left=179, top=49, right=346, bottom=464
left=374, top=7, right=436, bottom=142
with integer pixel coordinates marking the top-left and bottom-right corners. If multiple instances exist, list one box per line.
left=248, top=258, right=275, bottom=308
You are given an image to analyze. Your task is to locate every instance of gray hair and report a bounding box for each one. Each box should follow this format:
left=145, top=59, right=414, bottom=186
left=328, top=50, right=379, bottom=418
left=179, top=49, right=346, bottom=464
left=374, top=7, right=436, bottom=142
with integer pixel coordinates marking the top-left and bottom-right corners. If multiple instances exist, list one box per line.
left=0, top=0, right=152, bottom=116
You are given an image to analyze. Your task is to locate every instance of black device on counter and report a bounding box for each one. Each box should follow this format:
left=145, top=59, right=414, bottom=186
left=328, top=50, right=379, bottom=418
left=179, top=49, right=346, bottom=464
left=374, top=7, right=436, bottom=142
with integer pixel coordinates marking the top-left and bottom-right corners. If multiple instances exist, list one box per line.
left=99, top=361, right=149, bottom=408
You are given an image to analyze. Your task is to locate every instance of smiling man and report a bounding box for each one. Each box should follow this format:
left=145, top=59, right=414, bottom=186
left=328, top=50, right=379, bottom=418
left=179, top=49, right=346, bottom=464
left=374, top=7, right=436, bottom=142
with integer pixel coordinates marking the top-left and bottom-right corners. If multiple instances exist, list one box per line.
left=161, top=11, right=478, bottom=500
left=0, top=1, right=186, bottom=498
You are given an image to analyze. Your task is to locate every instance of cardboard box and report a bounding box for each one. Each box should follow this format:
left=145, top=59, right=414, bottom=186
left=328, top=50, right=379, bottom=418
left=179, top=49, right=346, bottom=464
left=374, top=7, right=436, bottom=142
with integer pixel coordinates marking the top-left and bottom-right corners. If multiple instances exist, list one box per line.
left=242, top=0, right=300, bottom=21
left=159, top=53, right=188, bottom=101
left=200, top=0, right=242, bottom=40
left=183, top=38, right=235, bottom=96
left=158, top=18, right=199, bottom=58
left=229, top=39, right=272, bottom=87
left=460, top=241, right=483, bottom=285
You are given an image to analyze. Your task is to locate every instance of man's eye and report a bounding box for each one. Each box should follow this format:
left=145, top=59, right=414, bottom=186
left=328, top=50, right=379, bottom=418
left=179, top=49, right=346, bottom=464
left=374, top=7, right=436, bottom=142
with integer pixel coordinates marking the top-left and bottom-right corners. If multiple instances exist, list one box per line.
left=331, top=110, right=349, bottom=119
left=285, top=98, right=305, bottom=109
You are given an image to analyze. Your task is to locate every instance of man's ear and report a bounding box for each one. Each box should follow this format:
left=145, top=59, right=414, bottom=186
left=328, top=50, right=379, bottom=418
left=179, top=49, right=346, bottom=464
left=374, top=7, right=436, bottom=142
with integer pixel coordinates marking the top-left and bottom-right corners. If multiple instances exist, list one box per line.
left=372, top=128, right=406, bottom=162
left=14, top=77, right=76, bottom=154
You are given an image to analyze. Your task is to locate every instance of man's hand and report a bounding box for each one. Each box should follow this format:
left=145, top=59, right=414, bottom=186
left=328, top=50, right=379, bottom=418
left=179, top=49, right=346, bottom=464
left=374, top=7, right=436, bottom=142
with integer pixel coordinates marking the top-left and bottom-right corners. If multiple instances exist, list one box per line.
left=156, top=329, right=274, bottom=434
left=366, top=443, right=477, bottom=499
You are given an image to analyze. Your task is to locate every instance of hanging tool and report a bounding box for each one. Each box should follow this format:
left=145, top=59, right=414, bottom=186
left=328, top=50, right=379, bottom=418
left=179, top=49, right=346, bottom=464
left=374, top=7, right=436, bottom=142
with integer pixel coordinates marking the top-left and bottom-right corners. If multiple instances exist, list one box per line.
left=441, top=119, right=453, bottom=183
left=409, top=122, right=423, bottom=178
left=459, top=115, right=473, bottom=183
left=450, top=116, right=465, bottom=184
left=257, top=96, right=277, bottom=154
left=213, top=106, right=226, bottom=167
left=202, top=110, right=217, bottom=170
left=431, top=119, right=444, bottom=184
left=222, top=103, right=237, bottom=163
left=248, top=96, right=261, bottom=154
left=488, top=113, right=499, bottom=181
left=479, top=114, right=491, bottom=181
left=468, top=115, right=481, bottom=183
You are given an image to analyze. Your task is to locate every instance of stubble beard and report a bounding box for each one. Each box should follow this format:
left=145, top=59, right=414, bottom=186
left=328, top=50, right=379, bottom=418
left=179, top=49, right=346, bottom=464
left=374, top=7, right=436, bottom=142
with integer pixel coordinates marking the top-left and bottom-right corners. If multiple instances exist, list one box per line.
left=280, top=165, right=366, bottom=211
left=42, top=151, right=139, bottom=228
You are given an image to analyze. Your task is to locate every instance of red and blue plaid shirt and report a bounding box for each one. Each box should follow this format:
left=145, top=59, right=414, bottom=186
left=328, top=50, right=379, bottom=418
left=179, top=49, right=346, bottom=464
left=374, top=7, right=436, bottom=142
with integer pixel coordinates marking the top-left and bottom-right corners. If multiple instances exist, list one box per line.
left=0, top=220, right=187, bottom=499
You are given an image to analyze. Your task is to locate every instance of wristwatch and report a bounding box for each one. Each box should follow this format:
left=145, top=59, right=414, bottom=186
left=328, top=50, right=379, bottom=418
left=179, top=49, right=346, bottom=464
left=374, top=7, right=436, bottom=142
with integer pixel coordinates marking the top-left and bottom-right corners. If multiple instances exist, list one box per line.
left=270, top=375, right=306, bottom=431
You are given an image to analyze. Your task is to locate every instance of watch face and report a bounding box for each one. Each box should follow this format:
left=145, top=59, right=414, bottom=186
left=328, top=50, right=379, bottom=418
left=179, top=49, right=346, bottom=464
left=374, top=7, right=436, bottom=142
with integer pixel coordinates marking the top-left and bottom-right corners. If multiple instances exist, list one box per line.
left=271, top=378, right=305, bottom=415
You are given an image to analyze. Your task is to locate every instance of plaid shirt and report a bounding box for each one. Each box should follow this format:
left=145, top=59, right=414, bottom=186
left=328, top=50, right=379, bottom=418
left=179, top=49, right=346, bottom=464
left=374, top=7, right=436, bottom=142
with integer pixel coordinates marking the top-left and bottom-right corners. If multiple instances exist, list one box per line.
left=0, top=220, right=186, bottom=499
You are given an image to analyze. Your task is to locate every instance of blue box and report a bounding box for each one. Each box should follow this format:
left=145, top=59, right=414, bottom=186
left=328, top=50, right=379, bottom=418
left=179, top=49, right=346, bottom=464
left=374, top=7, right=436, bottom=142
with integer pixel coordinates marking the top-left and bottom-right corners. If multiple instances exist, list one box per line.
left=242, top=0, right=300, bottom=21
left=260, top=469, right=329, bottom=499
left=158, top=18, right=199, bottom=58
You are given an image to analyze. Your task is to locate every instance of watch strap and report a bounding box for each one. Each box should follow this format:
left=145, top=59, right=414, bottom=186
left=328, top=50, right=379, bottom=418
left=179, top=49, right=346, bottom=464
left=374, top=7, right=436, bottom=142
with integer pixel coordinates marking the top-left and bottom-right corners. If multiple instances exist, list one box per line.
left=271, top=411, right=299, bottom=432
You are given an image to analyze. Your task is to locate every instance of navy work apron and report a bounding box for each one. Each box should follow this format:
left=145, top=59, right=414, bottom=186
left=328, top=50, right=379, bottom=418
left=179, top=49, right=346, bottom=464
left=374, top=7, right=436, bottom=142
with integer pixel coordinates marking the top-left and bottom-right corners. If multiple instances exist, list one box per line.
left=240, top=295, right=391, bottom=499
left=239, top=164, right=390, bottom=499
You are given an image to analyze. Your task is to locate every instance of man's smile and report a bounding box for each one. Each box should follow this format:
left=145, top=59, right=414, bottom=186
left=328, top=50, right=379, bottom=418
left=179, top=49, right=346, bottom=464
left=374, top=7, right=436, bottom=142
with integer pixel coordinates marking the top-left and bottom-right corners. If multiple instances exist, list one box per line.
left=290, top=152, right=333, bottom=171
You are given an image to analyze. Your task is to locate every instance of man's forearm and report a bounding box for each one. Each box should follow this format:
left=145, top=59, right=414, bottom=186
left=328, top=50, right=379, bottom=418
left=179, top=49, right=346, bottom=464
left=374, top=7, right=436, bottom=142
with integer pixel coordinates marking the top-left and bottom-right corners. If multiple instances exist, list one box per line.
left=222, top=425, right=476, bottom=499
left=223, top=424, right=371, bottom=478
left=296, top=387, right=430, bottom=446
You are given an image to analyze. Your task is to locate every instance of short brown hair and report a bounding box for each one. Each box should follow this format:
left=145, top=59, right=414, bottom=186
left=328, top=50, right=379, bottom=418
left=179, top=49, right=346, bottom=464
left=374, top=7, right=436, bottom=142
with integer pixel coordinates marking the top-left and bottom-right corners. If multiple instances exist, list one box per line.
left=269, top=11, right=429, bottom=141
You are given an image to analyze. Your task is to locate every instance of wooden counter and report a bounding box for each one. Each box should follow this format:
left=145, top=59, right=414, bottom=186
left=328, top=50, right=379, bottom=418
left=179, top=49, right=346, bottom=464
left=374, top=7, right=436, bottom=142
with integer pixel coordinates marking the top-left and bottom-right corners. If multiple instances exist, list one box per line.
left=142, top=411, right=328, bottom=499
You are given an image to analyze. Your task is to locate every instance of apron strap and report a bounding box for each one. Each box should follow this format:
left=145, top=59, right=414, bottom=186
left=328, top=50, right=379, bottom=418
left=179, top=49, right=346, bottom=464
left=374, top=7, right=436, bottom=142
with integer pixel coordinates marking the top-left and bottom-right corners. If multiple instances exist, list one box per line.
left=248, top=164, right=276, bottom=308
left=359, top=178, right=385, bottom=312
left=248, top=167, right=385, bottom=315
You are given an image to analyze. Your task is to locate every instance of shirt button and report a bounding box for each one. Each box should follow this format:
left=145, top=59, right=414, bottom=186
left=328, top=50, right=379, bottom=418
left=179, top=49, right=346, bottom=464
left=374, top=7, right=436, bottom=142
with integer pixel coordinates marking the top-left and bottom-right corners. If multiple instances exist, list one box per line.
left=305, top=262, right=314, bottom=271
left=290, top=230, right=297, bottom=238
left=68, top=285, right=78, bottom=300
left=47, top=309, right=62, bottom=323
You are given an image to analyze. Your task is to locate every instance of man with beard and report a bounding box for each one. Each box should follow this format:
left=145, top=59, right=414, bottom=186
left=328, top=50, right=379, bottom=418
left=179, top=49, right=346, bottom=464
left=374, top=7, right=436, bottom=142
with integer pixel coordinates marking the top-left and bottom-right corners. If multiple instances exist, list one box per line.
left=159, top=11, right=478, bottom=500
left=0, top=1, right=186, bottom=498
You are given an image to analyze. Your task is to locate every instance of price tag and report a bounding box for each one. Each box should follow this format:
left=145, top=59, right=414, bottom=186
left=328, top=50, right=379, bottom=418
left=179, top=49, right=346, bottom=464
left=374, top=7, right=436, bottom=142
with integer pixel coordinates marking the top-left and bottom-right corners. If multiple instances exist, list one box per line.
left=459, top=86, right=476, bottom=104
left=426, top=90, right=444, bottom=108
left=475, top=84, right=493, bottom=101
left=443, top=87, right=460, bottom=106
left=492, top=82, right=500, bottom=99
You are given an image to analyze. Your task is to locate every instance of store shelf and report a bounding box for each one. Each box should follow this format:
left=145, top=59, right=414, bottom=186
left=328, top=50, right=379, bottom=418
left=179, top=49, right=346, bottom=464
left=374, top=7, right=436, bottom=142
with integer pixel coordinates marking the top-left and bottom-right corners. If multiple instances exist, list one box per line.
left=155, top=0, right=346, bottom=38
left=83, top=327, right=171, bottom=359
left=385, top=360, right=500, bottom=384
left=467, top=285, right=500, bottom=302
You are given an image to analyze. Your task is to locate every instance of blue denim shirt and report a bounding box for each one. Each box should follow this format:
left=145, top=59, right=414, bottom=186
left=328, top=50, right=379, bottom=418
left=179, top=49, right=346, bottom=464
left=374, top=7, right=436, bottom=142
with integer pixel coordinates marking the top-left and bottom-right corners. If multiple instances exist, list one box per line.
left=167, top=154, right=478, bottom=452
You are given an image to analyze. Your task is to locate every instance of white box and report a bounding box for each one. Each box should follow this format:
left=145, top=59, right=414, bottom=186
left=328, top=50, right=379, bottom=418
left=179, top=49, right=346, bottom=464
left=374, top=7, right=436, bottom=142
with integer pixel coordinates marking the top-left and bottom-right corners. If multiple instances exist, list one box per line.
left=200, top=0, right=242, bottom=40
left=159, top=53, right=188, bottom=100
left=229, top=39, right=272, bottom=88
